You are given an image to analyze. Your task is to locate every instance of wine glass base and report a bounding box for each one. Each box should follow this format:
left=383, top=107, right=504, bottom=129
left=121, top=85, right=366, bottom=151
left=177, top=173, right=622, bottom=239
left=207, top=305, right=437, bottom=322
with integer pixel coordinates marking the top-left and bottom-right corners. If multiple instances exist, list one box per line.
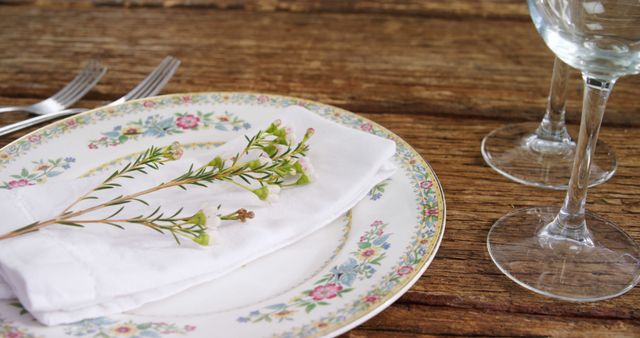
left=487, top=207, right=640, bottom=301
left=481, top=122, right=616, bottom=190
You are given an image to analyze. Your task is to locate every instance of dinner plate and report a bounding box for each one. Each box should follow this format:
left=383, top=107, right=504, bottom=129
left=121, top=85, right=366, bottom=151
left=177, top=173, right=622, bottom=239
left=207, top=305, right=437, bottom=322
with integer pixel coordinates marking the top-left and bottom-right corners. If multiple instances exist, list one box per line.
left=0, top=92, right=445, bottom=338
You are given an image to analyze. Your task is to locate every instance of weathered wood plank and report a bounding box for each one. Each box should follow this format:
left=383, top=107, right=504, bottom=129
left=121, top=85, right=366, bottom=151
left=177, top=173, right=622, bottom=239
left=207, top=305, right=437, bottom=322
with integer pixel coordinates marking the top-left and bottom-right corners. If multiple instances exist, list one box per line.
left=1, top=0, right=530, bottom=19
left=0, top=7, right=637, bottom=126
left=346, top=303, right=640, bottom=337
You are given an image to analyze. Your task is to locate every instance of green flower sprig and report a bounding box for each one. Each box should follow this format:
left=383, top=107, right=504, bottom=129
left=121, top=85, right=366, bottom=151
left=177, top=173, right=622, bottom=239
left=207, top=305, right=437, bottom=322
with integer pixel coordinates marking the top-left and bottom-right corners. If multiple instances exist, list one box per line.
left=0, top=120, right=315, bottom=245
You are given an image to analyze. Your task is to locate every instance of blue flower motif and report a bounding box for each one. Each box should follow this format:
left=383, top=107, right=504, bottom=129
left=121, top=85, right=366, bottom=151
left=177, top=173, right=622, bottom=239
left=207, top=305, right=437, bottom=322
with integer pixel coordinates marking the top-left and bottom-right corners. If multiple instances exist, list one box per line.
left=330, top=258, right=359, bottom=286
left=64, top=157, right=76, bottom=163
left=237, top=317, right=250, bottom=323
left=382, top=242, right=391, bottom=250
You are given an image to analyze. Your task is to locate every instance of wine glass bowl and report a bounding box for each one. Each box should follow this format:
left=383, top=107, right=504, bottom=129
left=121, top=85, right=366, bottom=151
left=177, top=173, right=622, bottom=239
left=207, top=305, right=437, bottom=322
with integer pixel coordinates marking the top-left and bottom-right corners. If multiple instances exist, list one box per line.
left=488, top=0, right=640, bottom=301
left=529, top=0, right=640, bottom=79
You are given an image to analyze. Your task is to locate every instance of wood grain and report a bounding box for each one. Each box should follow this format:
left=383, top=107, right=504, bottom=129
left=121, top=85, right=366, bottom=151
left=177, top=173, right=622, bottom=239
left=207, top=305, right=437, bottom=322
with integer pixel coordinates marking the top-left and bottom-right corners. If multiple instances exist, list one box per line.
left=0, top=2, right=639, bottom=337
left=2, top=0, right=530, bottom=19
left=0, top=6, right=638, bottom=127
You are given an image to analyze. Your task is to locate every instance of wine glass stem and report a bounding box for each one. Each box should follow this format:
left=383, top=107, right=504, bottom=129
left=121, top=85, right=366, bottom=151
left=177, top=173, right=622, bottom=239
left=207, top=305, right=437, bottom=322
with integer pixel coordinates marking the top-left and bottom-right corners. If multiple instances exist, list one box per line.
left=542, top=75, right=616, bottom=243
left=536, top=57, right=571, bottom=142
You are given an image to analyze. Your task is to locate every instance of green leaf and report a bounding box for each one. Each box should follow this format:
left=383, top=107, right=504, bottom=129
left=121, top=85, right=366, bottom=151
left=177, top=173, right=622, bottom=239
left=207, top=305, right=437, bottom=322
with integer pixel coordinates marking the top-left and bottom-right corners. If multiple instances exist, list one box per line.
left=305, top=303, right=316, bottom=313
left=105, top=206, right=125, bottom=219
left=136, top=323, right=152, bottom=330
left=58, top=221, right=85, bottom=227
left=107, top=222, right=125, bottom=230
left=132, top=198, right=149, bottom=206
left=358, top=242, right=371, bottom=249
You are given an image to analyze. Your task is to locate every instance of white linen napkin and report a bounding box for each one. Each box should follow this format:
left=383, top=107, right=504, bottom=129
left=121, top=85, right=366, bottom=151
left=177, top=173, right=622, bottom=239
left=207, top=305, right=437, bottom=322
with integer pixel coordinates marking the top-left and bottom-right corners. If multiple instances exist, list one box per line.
left=0, top=106, right=396, bottom=325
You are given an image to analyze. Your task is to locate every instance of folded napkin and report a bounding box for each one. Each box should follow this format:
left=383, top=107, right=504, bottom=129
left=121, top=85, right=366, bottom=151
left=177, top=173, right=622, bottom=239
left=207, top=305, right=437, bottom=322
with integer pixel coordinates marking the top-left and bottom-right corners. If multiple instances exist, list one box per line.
left=0, top=106, right=396, bottom=325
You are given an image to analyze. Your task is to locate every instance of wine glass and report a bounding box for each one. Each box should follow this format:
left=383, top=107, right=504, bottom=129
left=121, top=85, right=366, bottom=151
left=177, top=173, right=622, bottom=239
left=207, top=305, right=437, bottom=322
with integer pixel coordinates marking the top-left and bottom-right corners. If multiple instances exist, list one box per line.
left=487, top=0, right=640, bottom=300
left=481, top=57, right=617, bottom=190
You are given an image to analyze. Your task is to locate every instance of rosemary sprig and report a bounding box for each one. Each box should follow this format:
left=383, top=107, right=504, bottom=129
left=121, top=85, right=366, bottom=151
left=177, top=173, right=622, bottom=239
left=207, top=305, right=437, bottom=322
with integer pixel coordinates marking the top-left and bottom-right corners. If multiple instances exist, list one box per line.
left=0, top=120, right=315, bottom=245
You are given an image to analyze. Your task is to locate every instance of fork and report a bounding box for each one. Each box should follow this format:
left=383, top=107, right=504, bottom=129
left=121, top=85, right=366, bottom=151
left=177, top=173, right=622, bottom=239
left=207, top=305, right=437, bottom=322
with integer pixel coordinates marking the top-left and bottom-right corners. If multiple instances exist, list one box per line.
left=0, top=61, right=107, bottom=116
left=0, top=56, right=181, bottom=137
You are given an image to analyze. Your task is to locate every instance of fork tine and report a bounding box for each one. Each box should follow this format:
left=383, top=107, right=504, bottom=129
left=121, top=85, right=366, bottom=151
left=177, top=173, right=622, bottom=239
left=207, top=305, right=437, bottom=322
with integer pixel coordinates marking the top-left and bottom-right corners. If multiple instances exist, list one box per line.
left=53, top=64, right=99, bottom=105
left=56, top=62, right=106, bottom=106
left=55, top=63, right=106, bottom=106
left=124, top=56, right=176, bottom=101
left=135, top=57, right=180, bottom=99
left=50, top=61, right=102, bottom=102
left=52, top=62, right=104, bottom=107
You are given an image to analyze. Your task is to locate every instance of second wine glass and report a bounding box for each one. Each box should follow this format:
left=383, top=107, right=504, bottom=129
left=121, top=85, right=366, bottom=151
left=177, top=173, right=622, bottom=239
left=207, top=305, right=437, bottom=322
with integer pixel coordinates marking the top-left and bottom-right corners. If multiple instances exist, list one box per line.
left=481, top=57, right=616, bottom=190
left=487, top=0, right=640, bottom=301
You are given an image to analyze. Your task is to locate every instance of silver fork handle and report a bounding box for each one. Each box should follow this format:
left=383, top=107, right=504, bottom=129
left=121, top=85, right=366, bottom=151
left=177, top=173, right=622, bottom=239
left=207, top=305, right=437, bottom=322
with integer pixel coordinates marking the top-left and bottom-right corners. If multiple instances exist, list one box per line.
left=0, top=106, right=28, bottom=114
left=0, top=108, right=87, bottom=137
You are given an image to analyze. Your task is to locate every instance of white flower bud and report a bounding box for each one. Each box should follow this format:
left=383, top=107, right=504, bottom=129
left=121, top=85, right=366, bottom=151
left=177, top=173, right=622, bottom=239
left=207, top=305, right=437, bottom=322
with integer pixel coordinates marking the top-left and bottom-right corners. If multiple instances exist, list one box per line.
left=283, top=125, right=297, bottom=144
left=202, top=205, right=221, bottom=231
left=258, top=155, right=272, bottom=166
left=298, top=157, right=315, bottom=176
left=266, top=184, right=281, bottom=203
left=275, top=144, right=289, bottom=156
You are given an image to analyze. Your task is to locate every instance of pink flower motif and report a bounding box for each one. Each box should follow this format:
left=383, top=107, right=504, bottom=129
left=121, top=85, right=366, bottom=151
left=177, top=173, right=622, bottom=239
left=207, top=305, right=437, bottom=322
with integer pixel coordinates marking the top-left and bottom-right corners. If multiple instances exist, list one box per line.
left=377, top=229, right=384, bottom=236
left=426, top=208, right=438, bottom=216
left=143, top=101, right=156, bottom=108
left=360, top=123, right=373, bottom=132
left=28, top=135, right=41, bottom=143
left=397, top=265, right=413, bottom=276
left=185, top=325, right=197, bottom=332
left=114, top=326, right=131, bottom=333
left=65, top=119, right=77, bottom=127
left=257, top=95, right=270, bottom=104
left=8, top=179, right=30, bottom=189
left=371, top=220, right=384, bottom=227
left=361, top=248, right=376, bottom=258
left=359, top=235, right=366, bottom=242
left=364, top=294, right=380, bottom=303
left=176, top=114, right=201, bottom=129
left=88, top=143, right=98, bottom=149
left=6, top=330, right=24, bottom=338
left=6, top=331, right=24, bottom=338
left=182, top=95, right=192, bottom=103
left=420, top=180, right=433, bottom=189
left=309, top=283, right=343, bottom=301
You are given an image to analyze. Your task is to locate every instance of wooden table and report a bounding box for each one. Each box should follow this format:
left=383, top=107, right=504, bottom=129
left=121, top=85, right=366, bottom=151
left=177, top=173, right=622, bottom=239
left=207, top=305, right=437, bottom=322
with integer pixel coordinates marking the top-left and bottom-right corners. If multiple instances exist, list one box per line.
left=1, top=1, right=639, bottom=336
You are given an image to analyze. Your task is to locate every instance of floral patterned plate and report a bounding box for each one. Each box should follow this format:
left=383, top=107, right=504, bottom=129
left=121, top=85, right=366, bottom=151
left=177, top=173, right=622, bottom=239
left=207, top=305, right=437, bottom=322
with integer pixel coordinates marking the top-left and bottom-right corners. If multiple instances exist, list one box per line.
left=0, top=92, right=445, bottom=338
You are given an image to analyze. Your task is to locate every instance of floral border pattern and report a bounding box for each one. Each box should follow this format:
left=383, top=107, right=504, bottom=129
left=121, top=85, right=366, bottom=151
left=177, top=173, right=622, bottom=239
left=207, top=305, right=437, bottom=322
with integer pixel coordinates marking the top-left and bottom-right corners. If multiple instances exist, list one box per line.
left=0, top=157, right=75, bottom=190
left=0, top=92, right=444, bottom=338
left=88, top=111, right=250, bottom=149
left=63, top=317, right=196, bottom=338
left=1, top=317, right=39, bottom=338
left=238, top=220, right=391, bottom=324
